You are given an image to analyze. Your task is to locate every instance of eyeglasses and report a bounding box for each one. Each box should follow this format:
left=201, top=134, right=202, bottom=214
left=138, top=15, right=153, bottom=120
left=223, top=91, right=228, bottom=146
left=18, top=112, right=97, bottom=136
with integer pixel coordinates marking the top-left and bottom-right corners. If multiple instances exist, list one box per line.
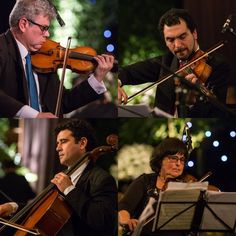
left=27, top=18, right=50, bottom=33
left=167, top=155, right=186, bottom=164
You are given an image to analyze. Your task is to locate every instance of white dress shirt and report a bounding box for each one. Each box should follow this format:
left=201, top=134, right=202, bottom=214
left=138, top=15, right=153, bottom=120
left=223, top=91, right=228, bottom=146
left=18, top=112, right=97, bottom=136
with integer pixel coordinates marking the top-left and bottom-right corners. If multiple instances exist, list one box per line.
left=63, top=161, right=89, bottom=195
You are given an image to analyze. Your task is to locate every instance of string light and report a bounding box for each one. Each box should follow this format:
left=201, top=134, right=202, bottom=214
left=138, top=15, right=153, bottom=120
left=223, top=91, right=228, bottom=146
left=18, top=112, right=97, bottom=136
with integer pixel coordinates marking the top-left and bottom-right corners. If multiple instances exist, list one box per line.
left=187, top=161, right=194, bottom=167
left=213, top=140, right=219, bottom=147
left=221, top=155, right=228, bottom=162
left=106, top=44, right=114, bottom=52
left=104, top=30, right=112, bottom=38
left=186, top=122, right=192, bottom=128
left=230, top=131, right=236, bottom=137
left=205, top=131, right=211, bottom=137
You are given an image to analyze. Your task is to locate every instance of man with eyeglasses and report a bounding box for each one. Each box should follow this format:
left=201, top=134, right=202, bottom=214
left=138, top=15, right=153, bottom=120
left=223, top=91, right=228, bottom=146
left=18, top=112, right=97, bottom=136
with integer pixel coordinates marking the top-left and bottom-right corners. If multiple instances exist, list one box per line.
left=0, top=0, right=115, bottom=118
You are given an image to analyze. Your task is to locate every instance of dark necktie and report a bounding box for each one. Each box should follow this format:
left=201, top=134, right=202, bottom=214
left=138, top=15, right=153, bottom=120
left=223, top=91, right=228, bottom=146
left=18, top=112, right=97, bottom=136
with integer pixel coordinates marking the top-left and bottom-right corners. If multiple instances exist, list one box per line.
left=25, top=53, right=40, bottom=111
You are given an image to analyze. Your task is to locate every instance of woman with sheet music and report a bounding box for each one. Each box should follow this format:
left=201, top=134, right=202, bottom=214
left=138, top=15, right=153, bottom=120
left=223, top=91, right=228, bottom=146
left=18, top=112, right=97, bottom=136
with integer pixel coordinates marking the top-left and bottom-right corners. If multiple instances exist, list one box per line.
left=118, top=137, right=196, bottom=236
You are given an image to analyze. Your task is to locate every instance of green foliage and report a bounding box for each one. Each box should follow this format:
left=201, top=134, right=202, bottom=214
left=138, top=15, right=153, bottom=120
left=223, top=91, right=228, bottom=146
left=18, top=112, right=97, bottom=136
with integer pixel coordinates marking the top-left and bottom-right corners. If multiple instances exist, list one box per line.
left=51, top=0, right=118, bottom=100
left=0, top=120, right=17, bottom=155
left=121, top=84, right=156, bottom=106
left=0, top=119, right=11, bottom=161
left=119, top=0, right=180, bottom=65
left=119, top=118, right=166, bottom=146
left=0, top=119, right=17, bottom=176
left=118, top=118, right=219, bottom=148
left=117, top=143, right=153, bottom=180
left=76, top=0, right=117, bottom=54
left=0, top=119, right=9, bottom=140
left=52, top=0, right=117, bottom=53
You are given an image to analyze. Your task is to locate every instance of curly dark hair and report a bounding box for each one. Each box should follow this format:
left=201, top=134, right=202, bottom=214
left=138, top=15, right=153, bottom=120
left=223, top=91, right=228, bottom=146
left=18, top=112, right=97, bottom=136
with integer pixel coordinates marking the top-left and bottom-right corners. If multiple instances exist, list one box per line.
left=55, top=119, right=97, bottom=151
left=150, top=137, right=188, bottom=173
left=158, top=8, right=197, bottom=39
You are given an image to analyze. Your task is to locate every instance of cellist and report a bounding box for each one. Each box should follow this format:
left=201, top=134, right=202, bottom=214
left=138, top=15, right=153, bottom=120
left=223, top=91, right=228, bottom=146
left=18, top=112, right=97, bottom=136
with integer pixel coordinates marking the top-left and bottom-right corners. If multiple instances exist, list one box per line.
left=0, top=119, right=117, bottom=236
left=0, top=0, right=114, bottom=118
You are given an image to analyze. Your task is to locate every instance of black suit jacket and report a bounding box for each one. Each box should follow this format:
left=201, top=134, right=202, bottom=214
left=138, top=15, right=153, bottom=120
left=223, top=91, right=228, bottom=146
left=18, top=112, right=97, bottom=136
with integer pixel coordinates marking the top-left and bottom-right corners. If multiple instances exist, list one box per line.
left=119, top=51, right=231, bottom=117
left=58, top=162, right=117, bottom=236
left=0, top=30, right=102, bottom=117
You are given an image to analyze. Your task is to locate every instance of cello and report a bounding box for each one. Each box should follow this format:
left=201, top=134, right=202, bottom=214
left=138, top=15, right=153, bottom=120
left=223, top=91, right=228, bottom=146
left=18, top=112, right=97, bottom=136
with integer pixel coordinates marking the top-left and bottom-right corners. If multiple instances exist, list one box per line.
left=0, top=134, right=118, bottom=235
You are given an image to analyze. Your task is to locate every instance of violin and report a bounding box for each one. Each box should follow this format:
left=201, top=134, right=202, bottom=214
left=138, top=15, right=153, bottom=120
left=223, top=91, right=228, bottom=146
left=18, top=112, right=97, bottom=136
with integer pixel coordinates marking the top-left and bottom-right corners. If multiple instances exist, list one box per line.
left=31, top=39, right=118, bottom=74
left=162, top=172, right=220, bottom=191
left=178, top=49, right=212, bottom=84
left=31, top=38, right=97, bottom=74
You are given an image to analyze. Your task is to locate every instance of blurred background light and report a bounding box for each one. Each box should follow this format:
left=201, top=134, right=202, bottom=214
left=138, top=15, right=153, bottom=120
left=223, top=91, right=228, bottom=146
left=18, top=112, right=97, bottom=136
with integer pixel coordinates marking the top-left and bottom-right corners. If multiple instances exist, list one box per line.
left=104, top=30, right=112, bottom=38
left=221, top=155, right=228, bottom=162
left=205, top=131, right=211, bottom=137
left=106, top=44, right=114, bottom=52
left=187, top=161, right=194, bottom=167
left=213, top=140, right=219, bottom=147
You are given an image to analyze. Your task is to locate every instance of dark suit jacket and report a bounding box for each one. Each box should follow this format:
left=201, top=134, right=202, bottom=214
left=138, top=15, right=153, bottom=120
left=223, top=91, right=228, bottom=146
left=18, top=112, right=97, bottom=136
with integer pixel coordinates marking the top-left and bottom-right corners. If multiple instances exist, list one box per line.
left=58, top=162, right=117, bottom=236
left=119, top=51, right=231, bottom=117
left=0, top=30, right=102, bottom=117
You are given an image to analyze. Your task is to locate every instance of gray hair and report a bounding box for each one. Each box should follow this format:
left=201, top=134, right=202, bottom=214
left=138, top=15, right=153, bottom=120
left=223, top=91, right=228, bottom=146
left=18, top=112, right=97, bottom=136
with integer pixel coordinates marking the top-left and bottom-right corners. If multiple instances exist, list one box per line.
left=9, top=0, right=56, bottom=27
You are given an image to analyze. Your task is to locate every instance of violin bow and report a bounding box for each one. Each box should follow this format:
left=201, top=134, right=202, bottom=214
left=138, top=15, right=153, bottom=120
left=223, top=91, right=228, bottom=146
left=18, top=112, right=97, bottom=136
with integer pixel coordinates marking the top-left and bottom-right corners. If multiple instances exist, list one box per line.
left=0, top=217, right=40, bottom=235
left=54, top=36, right=72, bottom=117
left=124, top=41, right=225, bottom=104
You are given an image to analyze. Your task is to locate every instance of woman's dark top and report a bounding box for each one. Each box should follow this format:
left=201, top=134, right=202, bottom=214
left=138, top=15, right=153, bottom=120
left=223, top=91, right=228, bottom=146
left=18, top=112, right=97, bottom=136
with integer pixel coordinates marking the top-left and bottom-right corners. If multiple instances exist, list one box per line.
left=119, top=173, right=158, bottom=220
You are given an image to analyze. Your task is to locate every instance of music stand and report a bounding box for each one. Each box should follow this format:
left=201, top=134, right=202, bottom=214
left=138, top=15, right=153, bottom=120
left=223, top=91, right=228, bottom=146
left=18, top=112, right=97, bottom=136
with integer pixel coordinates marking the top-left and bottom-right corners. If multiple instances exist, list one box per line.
left=200, top=191, right=236, bottom=232
left=131, top=182, right=207, bottom=236
left=150, top=183, right=236, bottom=235
left=152, top=107, right=174, bottom=118
left=118, top=104, right=151, bottom=117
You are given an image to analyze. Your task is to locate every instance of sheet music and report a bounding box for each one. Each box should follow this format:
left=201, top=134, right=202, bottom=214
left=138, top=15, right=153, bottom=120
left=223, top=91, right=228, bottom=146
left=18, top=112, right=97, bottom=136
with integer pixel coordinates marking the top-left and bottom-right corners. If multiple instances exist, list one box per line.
left=132, top=197, right=157, bottom=236
left=201, top=191, right=236, bottom=232
left=153, top=182, right=208, bottom=230
left=167, top=181, right=209, bottom=190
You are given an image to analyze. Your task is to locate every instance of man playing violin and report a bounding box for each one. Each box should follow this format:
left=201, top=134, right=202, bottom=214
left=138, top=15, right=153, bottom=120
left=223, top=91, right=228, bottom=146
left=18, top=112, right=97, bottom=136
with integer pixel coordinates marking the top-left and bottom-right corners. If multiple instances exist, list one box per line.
left=118, top=8, right=230, bottom=117
left=0, top=119, right=117, bottom=236
left=0, top=0, right=114, bottom=118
